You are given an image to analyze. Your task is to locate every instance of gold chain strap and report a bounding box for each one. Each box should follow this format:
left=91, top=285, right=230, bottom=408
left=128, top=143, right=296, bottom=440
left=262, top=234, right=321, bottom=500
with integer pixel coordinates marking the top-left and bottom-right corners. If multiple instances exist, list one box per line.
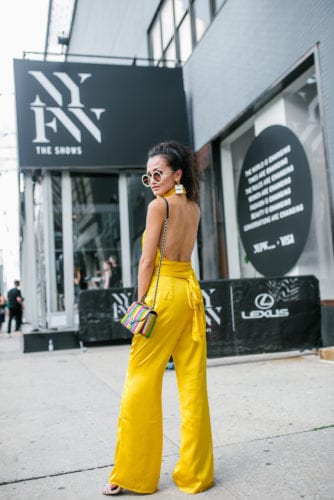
left=151, top=198, right=169, bottom=309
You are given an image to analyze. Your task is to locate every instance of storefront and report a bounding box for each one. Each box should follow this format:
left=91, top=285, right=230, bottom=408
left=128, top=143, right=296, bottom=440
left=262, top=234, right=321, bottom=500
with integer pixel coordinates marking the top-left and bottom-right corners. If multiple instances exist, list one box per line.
left=15, top=1, right=334, bottom=346
left=14, top=59, right=189, bottom=328
left=215, top=53, right=334, bottom=299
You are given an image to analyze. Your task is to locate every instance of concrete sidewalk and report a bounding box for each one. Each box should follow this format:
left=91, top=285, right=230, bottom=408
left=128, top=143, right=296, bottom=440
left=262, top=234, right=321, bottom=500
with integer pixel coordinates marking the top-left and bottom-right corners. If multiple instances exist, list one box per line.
left=0, top=331, right=333, bottom=499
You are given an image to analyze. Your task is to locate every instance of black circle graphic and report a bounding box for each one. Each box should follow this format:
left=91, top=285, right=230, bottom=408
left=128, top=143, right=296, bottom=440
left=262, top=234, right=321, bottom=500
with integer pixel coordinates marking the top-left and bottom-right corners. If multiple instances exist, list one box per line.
left=237, top=125, right=312, bottom=276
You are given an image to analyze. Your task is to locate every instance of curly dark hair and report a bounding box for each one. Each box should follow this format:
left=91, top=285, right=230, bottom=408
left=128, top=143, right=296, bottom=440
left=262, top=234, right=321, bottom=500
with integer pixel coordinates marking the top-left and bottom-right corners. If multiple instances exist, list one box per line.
left=147, top=141, right=199, bottom=204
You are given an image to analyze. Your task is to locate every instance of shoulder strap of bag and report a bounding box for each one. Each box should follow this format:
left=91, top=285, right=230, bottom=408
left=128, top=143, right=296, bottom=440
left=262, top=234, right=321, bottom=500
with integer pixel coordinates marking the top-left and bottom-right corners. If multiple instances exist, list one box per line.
left=151, top=197, right=169, bottom=309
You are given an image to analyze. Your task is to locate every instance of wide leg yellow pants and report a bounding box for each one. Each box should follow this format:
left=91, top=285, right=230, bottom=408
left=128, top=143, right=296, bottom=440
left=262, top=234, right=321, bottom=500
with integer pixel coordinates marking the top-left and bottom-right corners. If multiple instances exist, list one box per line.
left=109, top=260, right=214, bottom=494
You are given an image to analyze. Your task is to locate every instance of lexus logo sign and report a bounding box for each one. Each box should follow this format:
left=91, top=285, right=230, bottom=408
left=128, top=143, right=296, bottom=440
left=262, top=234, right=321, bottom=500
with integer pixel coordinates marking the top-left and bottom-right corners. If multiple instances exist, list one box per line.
left=254, top=293, right=274, bottom=309
left=241, top=292, right=289, bottom=319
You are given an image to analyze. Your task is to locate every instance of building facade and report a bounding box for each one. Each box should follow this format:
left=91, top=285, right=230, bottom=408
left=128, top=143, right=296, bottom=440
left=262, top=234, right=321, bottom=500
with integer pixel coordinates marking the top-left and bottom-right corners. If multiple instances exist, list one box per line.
left=18, top=0, right=334, bottom=333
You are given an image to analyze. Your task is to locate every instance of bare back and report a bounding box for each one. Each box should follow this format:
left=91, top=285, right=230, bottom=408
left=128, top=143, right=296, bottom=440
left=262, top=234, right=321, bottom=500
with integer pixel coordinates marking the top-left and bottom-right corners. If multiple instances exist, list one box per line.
left=138, top=148, right=201, bottom=300
left=159, top=195, right=200, bottom=262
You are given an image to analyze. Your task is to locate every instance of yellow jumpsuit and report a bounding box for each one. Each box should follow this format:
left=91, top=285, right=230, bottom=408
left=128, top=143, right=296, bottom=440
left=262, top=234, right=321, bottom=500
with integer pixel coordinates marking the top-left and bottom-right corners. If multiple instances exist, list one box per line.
left=109, top=254, right=214, bottom=494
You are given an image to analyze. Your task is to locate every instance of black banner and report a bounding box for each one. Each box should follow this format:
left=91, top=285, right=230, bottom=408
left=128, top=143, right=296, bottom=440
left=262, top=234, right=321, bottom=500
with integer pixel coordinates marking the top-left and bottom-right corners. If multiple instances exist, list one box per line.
left=14, top=60, right=189, bottom=168
left=79, top=288, right=134, bottom=342
left=229, top=276, right=321, bottom=354
left=79, top=276, right=321, bottom=357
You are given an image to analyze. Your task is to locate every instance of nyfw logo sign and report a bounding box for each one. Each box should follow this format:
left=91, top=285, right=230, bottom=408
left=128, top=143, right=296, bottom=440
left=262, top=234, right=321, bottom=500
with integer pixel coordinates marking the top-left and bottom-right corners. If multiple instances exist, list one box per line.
left=111, top=288, right=223, bottom=333
left=28, top=70, right=105, bottom=157
left=14, top=59, right=189, bottom=168
left=202, top=288, right=222, bottom=331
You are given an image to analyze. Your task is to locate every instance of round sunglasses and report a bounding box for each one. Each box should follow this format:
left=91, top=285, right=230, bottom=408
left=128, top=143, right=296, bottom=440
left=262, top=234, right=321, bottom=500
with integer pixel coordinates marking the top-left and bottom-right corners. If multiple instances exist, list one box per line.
left=141, top=169, right=174, bottom=187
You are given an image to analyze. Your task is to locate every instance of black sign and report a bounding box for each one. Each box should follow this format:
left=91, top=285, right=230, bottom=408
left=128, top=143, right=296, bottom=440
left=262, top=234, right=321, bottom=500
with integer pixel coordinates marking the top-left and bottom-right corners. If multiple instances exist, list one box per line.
left=228, top=276, right=320, bottom=356
left=79, top=288, right=134, bottom=342
left=78, top=276, right=321, bottom=358
left=14, top=60, right=189, bottom=168
left=237, top=125, right=313, bottom=275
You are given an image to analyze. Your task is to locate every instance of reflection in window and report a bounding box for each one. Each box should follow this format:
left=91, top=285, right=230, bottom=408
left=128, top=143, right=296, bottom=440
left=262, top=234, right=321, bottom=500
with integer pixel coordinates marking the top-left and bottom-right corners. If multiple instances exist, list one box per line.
left=193, top=0, right=211, bottom=43
left=198, top=144, right=228, bottom=280
left=33, top=178, right=47, bottom=324
left=230, top=127, right=256, bottom=279
left=178, top=12, right=192, bottom=62
left=174, top=0, right=188, bottom=25
left=149, top=0, right=225, bottom=65
left=71, top=174, right=121, bottom=301
left=161, top=0, right=174, bottom=49
left=199, top=164, right=219, bottom=279
left=51, top=173, right=64, bottom=311
left=151, top=16, right=162, bottom=62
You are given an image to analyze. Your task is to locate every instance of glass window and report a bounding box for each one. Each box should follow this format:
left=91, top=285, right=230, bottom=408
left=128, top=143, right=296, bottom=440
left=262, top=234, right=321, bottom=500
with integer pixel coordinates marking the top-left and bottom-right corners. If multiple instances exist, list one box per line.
left=283, top=71, right=334, bottom=298
left=150, top=16, right=162, bottom=62
left=33, top=178, right=47, bottom=324
left=220, top=66, right=334, bottom=299
left=199, top=165, right=218, bottom=278
left=161, top=0, right=174, bottom=49
left=149, top=0, right=223, bottom=67
left=174, top=0, right=189, bottom=25
left=71, top=174, right=121, bottom=302
left=193, top=0, right=211, bottom=43
left=178, top=12, right=192, bottom=62
left=198, top=144, right=228, bottom=280
left=230, top=126, right=256, bottom=279
left=51, top=173, right=64, bottom=311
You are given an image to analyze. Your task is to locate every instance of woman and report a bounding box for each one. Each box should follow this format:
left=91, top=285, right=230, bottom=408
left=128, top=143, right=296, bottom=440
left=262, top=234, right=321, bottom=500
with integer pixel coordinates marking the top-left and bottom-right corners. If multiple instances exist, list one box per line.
left=103, top=141, right=214, bottom=495
left=102, top=261, right=112, bottom=289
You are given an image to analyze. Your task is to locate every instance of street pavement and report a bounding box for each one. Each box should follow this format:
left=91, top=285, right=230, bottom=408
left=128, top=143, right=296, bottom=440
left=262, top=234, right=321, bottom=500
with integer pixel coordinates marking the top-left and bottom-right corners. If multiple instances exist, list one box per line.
left=0, top=330, right=333, bottom=499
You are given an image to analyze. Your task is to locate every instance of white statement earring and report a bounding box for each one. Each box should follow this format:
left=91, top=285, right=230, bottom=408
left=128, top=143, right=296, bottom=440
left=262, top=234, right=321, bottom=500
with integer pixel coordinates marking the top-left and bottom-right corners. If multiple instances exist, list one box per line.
left=175, top=179, right=184, bottom=194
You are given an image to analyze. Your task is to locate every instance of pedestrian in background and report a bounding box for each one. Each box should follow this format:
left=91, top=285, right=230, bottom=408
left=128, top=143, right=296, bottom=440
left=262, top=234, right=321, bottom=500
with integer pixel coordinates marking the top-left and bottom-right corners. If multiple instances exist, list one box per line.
left=103, top=141, right=214, bottom=496
left=103, top=261, right=112, bottom=289
left=0, top=293, right=6, bottom=332
left=108, top=255, right=122, bottom=288
left=7, top=280, right=24, bottom=335
left=74, top=267, right=87, bottom=306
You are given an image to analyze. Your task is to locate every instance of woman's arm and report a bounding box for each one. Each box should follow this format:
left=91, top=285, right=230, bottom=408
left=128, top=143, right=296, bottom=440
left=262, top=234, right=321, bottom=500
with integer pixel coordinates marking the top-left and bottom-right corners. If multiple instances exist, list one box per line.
left=137, top=198, right=166, bottom=301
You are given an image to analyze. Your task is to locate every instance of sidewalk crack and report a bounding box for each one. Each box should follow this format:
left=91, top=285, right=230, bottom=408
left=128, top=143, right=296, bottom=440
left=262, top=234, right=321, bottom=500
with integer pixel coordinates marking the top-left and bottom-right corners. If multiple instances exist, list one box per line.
left=0, top=464, right=113, bottom=487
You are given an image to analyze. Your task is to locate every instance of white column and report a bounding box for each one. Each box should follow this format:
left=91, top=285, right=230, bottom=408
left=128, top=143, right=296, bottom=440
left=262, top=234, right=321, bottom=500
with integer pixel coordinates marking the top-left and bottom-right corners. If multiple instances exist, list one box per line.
left=61, top=171, right=75, bottom=327
left=118, top=173, right=131, bottom=287
left=23, top=171, right=38, bottom=328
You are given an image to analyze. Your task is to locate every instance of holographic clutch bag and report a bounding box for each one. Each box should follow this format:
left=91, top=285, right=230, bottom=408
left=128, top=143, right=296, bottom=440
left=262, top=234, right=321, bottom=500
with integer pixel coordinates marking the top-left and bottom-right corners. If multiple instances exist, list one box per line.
left=120, top=301, right=157, bottom=338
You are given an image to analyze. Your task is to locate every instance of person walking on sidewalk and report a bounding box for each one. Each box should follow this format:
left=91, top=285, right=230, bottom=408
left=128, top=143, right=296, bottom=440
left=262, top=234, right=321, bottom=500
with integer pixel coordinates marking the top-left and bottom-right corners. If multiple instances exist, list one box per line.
left=7, top=280, right=24, bottom=334
left=0, top=293, right=6, bottom=332
left=103, top=142, right=214, bottom=496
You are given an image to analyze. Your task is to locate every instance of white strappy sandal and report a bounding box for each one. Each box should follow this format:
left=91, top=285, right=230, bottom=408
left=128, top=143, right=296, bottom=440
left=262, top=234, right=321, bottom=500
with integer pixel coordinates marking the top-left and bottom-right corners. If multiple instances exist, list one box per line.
left=102, top=484, right=122, bottom=495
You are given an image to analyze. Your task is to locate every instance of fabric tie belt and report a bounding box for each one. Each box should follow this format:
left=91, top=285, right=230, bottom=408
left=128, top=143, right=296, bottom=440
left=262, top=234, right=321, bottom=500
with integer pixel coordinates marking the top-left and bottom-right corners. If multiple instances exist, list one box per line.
left=153, top=258, right=205, bottom=342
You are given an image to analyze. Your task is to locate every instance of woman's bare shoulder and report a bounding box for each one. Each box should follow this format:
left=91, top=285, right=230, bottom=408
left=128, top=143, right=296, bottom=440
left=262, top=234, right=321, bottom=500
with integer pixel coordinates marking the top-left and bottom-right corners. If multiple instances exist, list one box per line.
left=148, top=197, right=168, bottom=215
